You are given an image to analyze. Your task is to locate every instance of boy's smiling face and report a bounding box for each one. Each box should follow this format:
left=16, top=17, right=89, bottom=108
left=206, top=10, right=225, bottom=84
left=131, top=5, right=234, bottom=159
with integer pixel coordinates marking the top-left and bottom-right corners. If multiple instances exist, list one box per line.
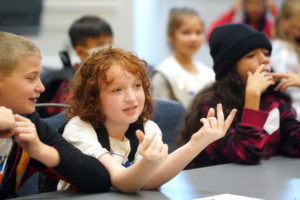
left=0, top=55, right=45, bottom=114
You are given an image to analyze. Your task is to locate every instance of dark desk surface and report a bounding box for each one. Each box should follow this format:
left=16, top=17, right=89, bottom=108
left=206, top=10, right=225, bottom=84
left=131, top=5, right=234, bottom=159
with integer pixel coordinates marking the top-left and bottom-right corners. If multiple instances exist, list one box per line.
left=15, top=156, right=300, bottom=200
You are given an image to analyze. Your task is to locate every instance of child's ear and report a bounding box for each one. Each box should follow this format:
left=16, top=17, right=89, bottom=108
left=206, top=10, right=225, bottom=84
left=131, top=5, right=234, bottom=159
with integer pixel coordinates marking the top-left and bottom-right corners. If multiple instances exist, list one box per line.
left=75, top=46, right=88, bottom=61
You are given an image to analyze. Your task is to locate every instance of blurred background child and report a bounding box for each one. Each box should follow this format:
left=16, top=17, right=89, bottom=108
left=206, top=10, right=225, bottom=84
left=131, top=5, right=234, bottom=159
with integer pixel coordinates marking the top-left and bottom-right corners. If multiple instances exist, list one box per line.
left=152, top=7, right=215, bottom=108
left=206, top=0, right=277, bottom=40
left=271, top=0, right=300, bottom=120
left=48, top=15, right=113, bottom=115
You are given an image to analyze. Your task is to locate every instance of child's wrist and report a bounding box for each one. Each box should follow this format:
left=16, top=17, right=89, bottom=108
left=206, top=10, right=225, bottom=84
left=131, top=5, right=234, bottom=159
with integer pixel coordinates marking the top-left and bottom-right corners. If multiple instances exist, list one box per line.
left=32, top=143, right=60, bottom=167
left=187, top=138, right=207, bottom=155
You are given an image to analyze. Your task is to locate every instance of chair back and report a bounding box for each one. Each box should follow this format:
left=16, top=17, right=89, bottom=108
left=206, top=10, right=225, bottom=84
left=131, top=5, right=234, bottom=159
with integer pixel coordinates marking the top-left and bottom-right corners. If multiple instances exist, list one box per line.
left=152, top=98, right=186, bottom=152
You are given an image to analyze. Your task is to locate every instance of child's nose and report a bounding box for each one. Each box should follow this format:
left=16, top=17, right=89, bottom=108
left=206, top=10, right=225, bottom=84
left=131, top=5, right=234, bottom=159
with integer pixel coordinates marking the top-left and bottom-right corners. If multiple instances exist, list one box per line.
left=37, top=79, right=45, bottom=93
left=125, top=89, right=136, bottom=102
left=260, top=53, right=270, bottom=65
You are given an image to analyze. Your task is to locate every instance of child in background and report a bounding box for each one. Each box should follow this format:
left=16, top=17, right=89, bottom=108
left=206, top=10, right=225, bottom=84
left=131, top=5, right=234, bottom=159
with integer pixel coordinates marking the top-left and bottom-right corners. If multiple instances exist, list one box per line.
left=206, top=0, right=277, bottom=40
left=152, top=7, right=215, bottom=108
left=48, top=15, right=113, bottom=115
left=176, top=23, right=300, bottom=169
left=271, top=0, right=300, bottom=120
left=58, top=48, right=236, bottom=192
left=0, top=32, right=110, bottom=198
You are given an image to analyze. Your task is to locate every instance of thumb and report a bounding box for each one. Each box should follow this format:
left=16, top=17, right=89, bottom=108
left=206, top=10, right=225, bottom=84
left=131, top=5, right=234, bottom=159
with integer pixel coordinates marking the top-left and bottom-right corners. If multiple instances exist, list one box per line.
left=136, top=130, right=145, bottom=143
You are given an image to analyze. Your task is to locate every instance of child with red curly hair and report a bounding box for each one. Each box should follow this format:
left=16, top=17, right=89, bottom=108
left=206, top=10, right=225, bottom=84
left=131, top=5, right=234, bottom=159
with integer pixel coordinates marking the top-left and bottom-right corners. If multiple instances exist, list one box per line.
left=58, top=48, right=236, bottom=192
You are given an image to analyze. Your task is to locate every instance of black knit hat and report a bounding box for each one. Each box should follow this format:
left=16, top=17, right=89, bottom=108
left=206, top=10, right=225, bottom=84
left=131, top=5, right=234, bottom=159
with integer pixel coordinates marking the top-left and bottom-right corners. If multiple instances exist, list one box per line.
left=209, top=23, right=272, bottom=80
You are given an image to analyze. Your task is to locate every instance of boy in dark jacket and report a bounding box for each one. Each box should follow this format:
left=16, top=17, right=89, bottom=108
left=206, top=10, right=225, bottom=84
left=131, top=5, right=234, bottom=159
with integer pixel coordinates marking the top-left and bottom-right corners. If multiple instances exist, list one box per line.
left=0, top=32, right=111, bottom=198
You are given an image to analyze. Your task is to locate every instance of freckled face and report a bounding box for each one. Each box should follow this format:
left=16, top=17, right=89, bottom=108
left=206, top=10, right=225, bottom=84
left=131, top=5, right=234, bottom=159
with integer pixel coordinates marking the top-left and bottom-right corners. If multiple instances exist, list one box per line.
left=100, top=63, right=145, bottom=129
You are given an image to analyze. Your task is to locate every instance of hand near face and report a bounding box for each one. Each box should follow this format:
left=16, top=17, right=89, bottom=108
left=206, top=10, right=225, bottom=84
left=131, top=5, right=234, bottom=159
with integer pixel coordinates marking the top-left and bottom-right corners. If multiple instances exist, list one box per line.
left=0, top=106, right=16, bottom=138
left=190, top=104, right=237, bottom=147
left=14, top=114, right=43, bottom=158
left=272, top=71, right=300, bottom=92
left=136, top=130, right=168, bottom=163
left=246, top=64, right=275, bottom=96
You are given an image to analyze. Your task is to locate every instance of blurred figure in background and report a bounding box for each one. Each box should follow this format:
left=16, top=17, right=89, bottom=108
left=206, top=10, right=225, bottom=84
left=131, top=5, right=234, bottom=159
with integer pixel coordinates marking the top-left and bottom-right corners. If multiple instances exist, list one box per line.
left=206, top=0, right=277, bottom=40
left=152, top=8, right=214, bottom=108
left=48, top=15, right=113, bottom=115
left=271, top=0, right=300, bottom=120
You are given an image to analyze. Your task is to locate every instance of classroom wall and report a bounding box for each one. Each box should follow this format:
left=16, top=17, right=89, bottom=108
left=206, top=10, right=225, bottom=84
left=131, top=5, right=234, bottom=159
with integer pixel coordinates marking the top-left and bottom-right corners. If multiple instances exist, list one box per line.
left=26, top=0, right=134, bottom=69
left=21, top=0, right=284, bottom=69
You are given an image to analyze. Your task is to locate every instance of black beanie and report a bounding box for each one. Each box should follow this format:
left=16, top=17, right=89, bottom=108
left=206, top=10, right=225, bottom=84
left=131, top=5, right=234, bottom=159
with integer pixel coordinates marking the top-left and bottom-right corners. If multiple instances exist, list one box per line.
left=209, top=23, right=272, bottom=80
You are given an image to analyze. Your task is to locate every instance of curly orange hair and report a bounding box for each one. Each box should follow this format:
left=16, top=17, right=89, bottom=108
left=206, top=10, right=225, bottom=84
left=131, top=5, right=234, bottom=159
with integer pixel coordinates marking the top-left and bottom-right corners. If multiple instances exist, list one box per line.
left=65, top=48, right=153, bottom=128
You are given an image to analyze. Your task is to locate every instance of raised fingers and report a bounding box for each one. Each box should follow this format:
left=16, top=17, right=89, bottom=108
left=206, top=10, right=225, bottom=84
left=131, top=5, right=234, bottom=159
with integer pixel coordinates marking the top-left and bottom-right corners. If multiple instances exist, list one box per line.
left=207, top=107, right=215, bottom=118
left=216, top=104, right=224, bottom=128
left=224, top=109, right=237, bottom=131
left=137, top=131, right=155, bottom=153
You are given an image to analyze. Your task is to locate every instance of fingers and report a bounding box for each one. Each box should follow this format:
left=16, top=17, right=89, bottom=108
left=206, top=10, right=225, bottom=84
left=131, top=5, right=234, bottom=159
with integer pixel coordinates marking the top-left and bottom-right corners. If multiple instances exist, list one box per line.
left=14, top=116, right=37, bottom=143
left=224, top=109, right=237, bottom=131
left=272, top=73, right=289, bottom=79
left=200, top=117, right=210, bottom=129
left=137, top=132, right=155, bottom=153
left=256, top=64, right=270, bottom=74
left=136, top=130, right=145, bottom=143
left=216, top=104, right=224, bottom=128
left=274, top=80, right=287, bottom=91
left=137, top=131, right=168, bottom=161
left=207, top=107, right=215, bottom=118
left=15, top=114, right=30, bottom=122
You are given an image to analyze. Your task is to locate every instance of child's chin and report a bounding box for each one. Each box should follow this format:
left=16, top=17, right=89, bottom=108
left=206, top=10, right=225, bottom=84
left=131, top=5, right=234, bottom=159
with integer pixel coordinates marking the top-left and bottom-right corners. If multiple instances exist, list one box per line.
left=23, top=107, right=35, bottom=114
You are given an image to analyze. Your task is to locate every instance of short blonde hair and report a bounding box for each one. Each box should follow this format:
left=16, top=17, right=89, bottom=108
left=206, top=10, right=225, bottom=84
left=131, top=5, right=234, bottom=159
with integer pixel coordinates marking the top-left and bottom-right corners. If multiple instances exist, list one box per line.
left=0, top=32, right=41, bottom=76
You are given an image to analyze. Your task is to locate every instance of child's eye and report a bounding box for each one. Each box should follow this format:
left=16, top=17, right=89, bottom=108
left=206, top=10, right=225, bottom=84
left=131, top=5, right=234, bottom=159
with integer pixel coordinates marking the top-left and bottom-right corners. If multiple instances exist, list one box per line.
left=135, top=83, right=142, bottom=88
left=264, top=52, right=270, bottom=57
left=246, top=54, right=254, bottom=58
left=182, top=30, right=190, bottom=35
left=196, top=30, right=203, bottom=35
left=112, top=88, right=121, bottom=93
left=26, top=77, right=35, bottom=81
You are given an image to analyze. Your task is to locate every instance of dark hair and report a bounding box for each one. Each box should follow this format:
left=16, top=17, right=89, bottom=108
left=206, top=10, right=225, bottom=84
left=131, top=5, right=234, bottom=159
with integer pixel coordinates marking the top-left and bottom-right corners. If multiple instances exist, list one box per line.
left=243, top=0, right=267, bottom=32
left=175, top=68, right=292, bottom=147
left=66, top=48, right=153, bottom=128
left=244, top=11, right=267, bottom=32
left=68, top=15, right=113, bottom=48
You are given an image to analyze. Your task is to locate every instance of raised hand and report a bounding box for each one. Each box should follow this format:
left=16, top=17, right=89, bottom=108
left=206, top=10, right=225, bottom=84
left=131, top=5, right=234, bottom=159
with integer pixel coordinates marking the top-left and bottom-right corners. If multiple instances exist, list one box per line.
left=245, top=64, right=275, bottom=110
left=272, top=71, right=300, bottom=92
left=246, top=64, right=275, bottom=96
left=190, top=104, right=237, bottom=148
left=0, top=106, right=15, bottom=138
left=136, top=130, right=168, bottom=163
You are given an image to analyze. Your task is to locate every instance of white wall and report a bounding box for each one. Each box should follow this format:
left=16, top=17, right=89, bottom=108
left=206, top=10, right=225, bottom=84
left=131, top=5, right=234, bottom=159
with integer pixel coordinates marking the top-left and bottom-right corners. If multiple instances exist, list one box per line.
left=26, top=0, right=134, bottom=69
left=23, top=0, right=284, bottom=69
